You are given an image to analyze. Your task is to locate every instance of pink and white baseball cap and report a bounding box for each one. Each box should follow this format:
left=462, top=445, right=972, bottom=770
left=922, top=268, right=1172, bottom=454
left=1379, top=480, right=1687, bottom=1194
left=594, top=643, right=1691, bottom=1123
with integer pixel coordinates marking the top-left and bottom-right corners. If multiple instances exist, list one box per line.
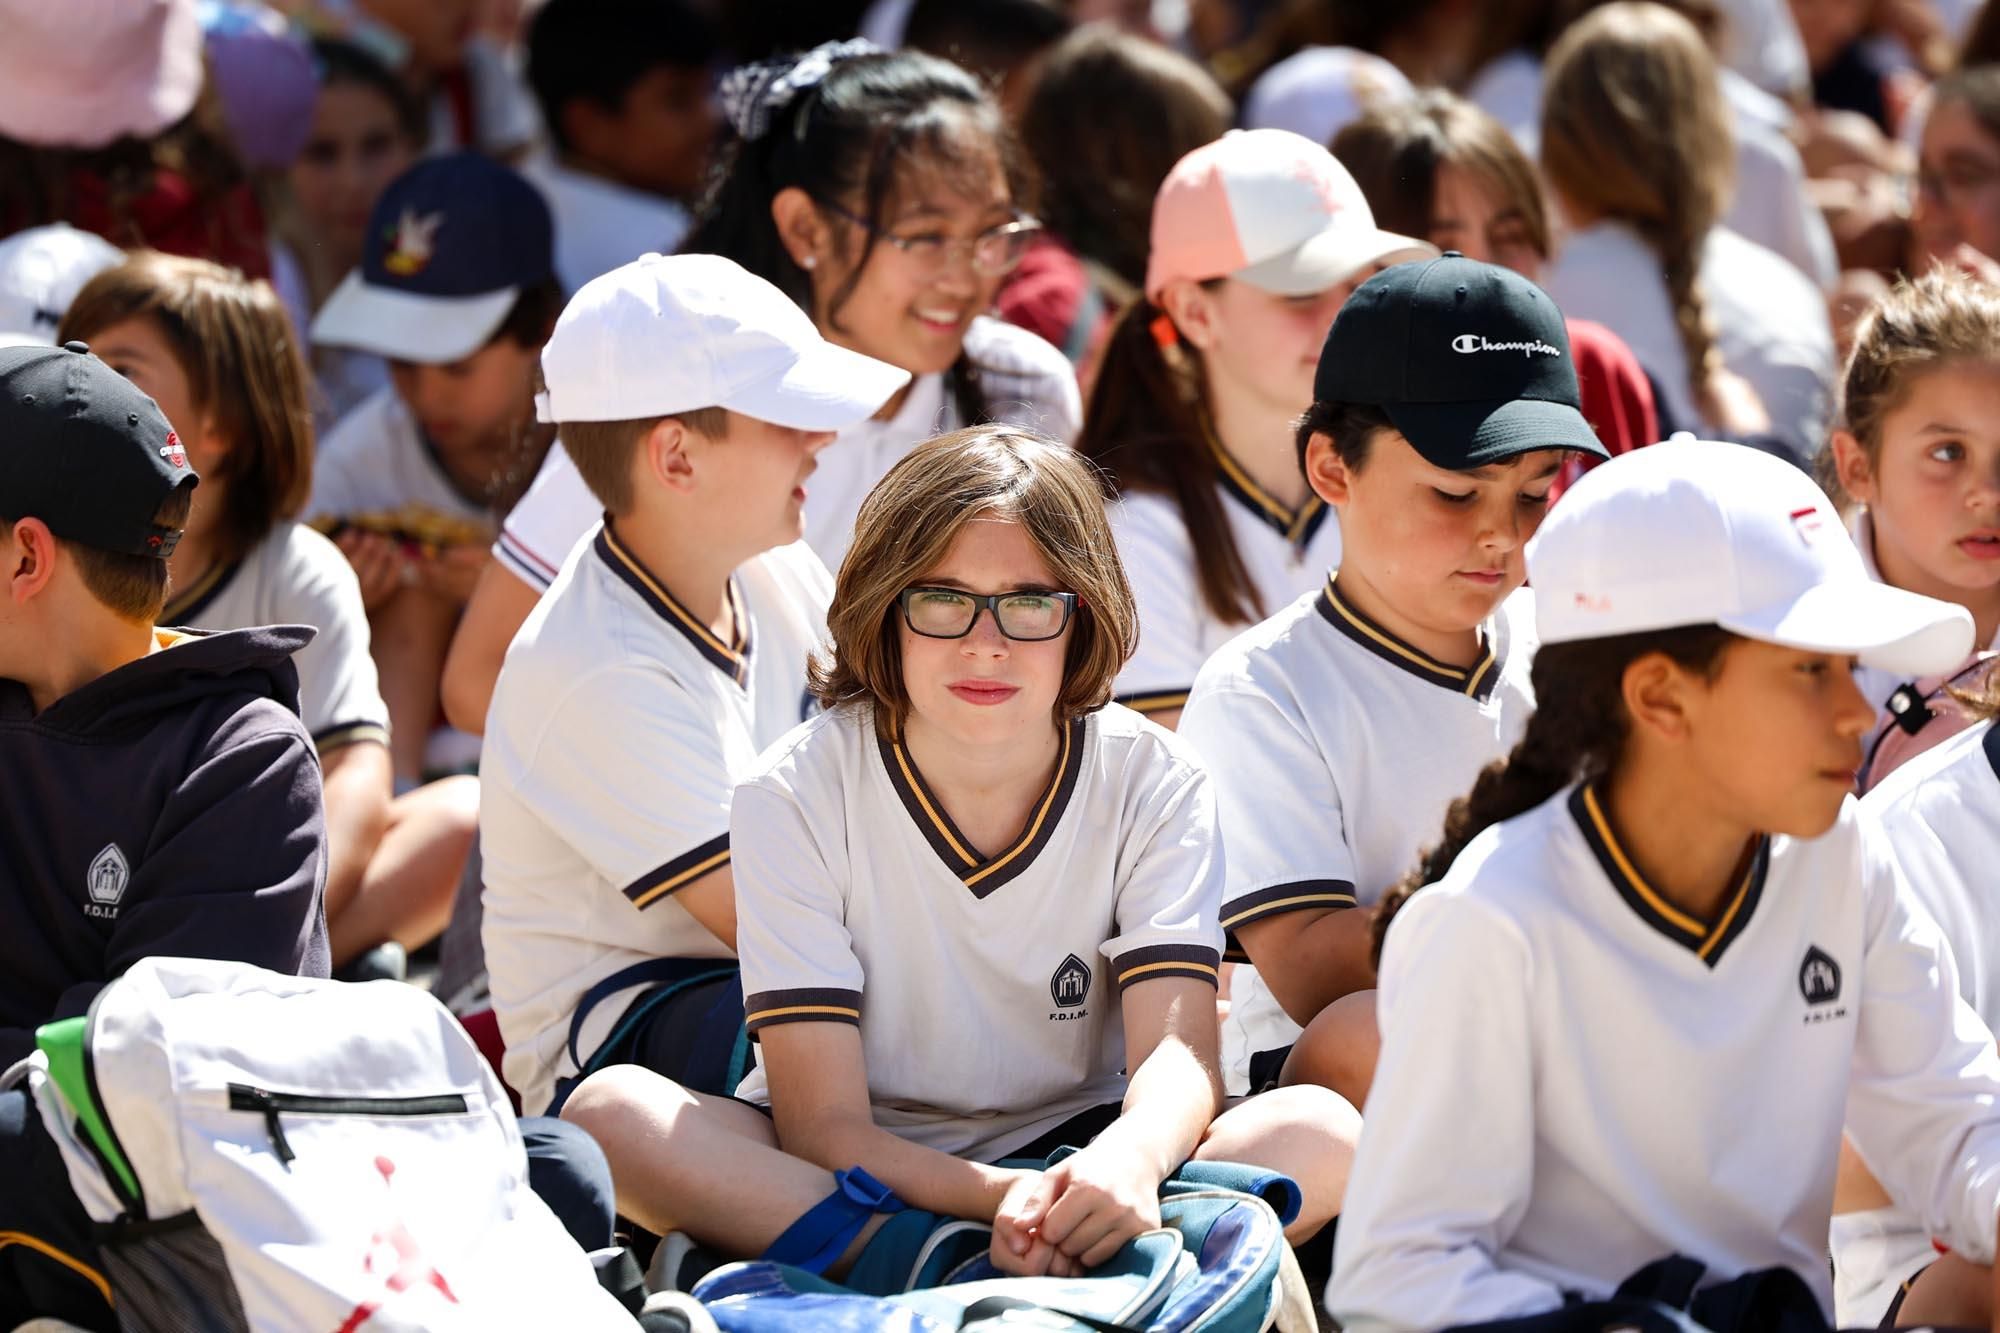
left=1144, top=128, right=1436, bottom=303
left=0, top=0, right=203, bottom=149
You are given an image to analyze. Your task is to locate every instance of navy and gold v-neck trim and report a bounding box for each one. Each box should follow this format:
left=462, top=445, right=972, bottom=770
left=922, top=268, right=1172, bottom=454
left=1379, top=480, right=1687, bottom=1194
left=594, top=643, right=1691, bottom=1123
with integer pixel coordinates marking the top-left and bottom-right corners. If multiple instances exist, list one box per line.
left=1570, top=784, right=1768, bottom=967
left=1314, top=576, right=1501, bottom=700
left=593, top=521, right=750, bottom=687
left=878, top=715, right=1087, bottom=898
left=160, top=558, right=243, bottom=626
left=1206, top=427, right=1329, bottom=551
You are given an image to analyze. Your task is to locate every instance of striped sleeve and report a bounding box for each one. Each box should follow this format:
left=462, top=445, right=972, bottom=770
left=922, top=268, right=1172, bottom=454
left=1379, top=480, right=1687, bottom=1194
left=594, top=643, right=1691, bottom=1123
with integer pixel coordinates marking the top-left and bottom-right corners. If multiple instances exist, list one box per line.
left=1111, top=943, right=1222, bottom=992
left=491, top=441, right=598, bottom=592
left=1219, top=880, right=1360, bottom=959
left=312, top=718, right=391, bottom=755
left=744, top=987, right=863, bottom=1035
left=623, top=833, right=732, bottom=910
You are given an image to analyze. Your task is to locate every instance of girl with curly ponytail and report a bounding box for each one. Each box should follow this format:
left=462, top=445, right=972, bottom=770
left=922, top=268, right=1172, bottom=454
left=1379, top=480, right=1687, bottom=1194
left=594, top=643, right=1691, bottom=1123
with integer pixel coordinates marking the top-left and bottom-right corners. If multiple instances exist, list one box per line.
left=1330, top=437, right=2000, bottom=1333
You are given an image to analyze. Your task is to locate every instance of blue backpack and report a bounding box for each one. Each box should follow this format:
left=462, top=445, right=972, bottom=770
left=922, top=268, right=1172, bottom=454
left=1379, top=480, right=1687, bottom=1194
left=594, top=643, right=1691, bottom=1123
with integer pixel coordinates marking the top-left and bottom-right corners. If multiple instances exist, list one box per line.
left=687, top=1158, right=1314, bottom=1333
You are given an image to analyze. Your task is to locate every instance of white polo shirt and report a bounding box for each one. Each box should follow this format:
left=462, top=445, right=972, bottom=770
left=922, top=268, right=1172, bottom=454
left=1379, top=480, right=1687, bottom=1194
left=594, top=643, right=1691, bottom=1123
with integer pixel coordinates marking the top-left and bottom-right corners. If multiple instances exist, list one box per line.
left=1179, top=579, right=1536, bottom=1093
left=161, top=522, right=390, bottom=755
left=1109, top=463, right=1342, bottom=718
left=1833, top=721, right=2000, bottom=1323
left=307, top=385, right=494, bottom=541
left=1329, top=788, right=2000, bottom=1333
left=730, top=703, right=1224, bottom=1162
left=480, top=518, right=832, bottom=1115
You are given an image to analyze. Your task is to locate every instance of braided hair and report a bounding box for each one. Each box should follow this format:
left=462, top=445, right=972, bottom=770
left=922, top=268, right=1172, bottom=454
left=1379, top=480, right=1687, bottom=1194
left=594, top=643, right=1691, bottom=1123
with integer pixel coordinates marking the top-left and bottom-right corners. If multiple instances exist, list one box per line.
left=1371, top=624, right=1737, bottom=967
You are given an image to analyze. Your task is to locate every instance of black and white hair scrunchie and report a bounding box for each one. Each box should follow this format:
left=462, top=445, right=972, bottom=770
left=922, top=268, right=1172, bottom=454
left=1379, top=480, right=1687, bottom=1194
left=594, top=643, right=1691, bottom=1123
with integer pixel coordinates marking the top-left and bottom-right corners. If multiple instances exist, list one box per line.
left=719, top=38, right=881, bottom=144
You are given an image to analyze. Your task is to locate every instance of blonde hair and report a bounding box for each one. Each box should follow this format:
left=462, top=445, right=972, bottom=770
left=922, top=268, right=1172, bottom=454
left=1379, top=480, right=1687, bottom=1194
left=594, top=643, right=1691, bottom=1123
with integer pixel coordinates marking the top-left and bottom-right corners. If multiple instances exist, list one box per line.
left=810, top=425, right=1138, bottom=735
left=60, top=252, right=313, bottom=570
left=1829, top=268, right=2000, bottom=505
left=1541, top=2, right=1734, bottom=412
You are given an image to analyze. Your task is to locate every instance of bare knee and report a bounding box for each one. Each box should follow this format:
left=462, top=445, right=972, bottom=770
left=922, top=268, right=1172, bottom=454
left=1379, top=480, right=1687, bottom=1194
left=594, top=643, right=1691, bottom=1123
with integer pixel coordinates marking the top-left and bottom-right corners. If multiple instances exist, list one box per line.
left=1198, top=1084, right=1360, bottom=1238
left=1896, top=1253, right=1991, bottom=1326
left=1280, top=990, right=1378, bottom=1107
left=560, top=1064, right=695, bottom=1149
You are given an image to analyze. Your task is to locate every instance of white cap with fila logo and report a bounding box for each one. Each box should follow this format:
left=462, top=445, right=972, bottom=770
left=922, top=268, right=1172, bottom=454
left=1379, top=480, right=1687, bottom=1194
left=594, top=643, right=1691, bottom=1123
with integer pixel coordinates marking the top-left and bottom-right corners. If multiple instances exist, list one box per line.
left=1528, top=436, right=1973, bottom=675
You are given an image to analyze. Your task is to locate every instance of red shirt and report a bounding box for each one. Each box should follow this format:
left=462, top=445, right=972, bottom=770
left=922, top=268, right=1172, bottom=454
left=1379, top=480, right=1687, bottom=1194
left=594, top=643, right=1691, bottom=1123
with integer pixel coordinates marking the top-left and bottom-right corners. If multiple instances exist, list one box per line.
left=1554, top=318, right=1659, bottom=503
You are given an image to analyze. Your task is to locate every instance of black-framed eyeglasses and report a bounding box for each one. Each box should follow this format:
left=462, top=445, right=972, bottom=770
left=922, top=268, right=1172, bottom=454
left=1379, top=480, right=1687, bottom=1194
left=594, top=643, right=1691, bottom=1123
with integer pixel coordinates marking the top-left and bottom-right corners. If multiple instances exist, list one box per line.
left=813, top=198, right=1043, bottom=277
left=897, top=587, right=1079, bottom=641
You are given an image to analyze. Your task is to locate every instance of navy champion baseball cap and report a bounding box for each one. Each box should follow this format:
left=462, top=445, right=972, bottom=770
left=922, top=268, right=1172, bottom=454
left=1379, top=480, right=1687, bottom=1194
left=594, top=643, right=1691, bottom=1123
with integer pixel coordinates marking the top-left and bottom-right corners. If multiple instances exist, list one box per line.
left=1313, top=253, right=1607, bottom=470
left=0, top=341, right=197, bottom=558
left=311, top=152, right=555, bottom=365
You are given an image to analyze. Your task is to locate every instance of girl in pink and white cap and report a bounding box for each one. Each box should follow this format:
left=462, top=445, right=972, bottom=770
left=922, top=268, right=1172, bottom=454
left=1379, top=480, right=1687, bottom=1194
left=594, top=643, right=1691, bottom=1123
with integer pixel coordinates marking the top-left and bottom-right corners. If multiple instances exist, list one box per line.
left=1075, top=128, right=1433, bottom=728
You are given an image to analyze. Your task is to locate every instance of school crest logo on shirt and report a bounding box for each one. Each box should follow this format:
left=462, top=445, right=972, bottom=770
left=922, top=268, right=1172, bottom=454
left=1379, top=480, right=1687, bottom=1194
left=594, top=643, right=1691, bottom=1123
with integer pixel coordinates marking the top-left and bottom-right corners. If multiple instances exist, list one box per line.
left=1049, top=954, right=1092, bottom=1016
left=86, top=842, right=129, bottom=918
left=1800, top=945, right=1844, bottom=1023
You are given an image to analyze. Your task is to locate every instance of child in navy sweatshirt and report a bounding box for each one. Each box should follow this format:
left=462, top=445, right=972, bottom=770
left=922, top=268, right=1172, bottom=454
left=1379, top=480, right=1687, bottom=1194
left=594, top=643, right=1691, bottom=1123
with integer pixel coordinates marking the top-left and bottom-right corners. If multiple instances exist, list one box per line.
left=0, top=340, right=329, bottom=1330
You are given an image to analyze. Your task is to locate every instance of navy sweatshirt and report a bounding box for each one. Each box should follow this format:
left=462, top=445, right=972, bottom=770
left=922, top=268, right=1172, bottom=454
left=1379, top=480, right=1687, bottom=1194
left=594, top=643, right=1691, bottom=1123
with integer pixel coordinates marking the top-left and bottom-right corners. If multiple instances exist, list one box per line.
left=0, top=626, right=330, bottom=1065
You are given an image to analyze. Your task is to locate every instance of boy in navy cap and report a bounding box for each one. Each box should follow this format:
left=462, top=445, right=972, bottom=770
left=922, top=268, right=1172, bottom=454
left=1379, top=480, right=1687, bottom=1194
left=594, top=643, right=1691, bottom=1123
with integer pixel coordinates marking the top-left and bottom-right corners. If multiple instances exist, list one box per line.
left=1180, top=255, right=1608, bottom=1105
left=308, top=151, right=562, bottom=785
left=0, top=340, right=329, bottom=1329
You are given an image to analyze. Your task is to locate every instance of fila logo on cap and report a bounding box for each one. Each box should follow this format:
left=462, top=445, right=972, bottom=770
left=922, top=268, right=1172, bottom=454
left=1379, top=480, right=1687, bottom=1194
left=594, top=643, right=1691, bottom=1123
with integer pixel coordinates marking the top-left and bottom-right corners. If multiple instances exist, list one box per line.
left=86, top=842, right=129, bottom=918
left=1788, top=506, right=1826, bottom=545
left=1050, top=953, right=1092, bottom=1015
left=160, top=430, right=187, bottom=469
left=1451, top=333, right=1561, bottom=358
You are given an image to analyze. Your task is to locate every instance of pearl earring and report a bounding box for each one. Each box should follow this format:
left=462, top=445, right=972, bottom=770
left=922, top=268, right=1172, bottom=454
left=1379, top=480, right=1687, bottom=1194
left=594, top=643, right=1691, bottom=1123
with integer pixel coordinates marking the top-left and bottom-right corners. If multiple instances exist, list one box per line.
left=801, top=255, right=818, bottom=270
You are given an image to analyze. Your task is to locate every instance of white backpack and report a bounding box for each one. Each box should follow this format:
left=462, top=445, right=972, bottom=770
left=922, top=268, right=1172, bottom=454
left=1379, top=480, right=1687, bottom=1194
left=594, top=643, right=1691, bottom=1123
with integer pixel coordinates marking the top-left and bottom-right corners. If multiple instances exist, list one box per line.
left=4, top=957, right=637, bottom=1333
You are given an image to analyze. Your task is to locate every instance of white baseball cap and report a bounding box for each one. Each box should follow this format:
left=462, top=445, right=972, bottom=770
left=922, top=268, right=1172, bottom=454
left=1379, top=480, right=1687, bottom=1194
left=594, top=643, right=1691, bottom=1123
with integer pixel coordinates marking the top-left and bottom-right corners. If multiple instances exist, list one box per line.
left=0, top=225, right=124, bottom=343
left=1528, top=436, right=1973, bottom=676
left=1143, top=128, right=1435, bottom=303
left=537, top=254, right=911, bottom=430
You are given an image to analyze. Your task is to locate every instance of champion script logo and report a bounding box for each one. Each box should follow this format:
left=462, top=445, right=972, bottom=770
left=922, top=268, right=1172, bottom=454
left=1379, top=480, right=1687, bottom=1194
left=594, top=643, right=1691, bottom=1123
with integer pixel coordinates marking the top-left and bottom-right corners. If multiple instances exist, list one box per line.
left=1451, top=333, right=1561, bottom=358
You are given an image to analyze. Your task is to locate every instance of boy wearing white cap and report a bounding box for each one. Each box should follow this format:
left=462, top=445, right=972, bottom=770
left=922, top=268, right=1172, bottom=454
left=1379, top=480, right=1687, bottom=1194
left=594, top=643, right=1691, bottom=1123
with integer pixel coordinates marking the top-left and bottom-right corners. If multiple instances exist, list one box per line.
left=1329, top=439, right=2000, bottom=1333
left=479, top=253, right=909, bottom=1119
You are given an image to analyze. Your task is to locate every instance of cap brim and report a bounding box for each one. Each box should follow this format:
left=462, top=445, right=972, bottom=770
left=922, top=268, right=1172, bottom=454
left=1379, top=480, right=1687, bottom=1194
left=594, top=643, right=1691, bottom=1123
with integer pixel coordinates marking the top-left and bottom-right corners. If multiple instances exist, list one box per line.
left=1233, top=226, right=1438, bottom=297
left=1719, top=580, right=1975, bottom=676
left=1384, top=395, right=1610, bottom=470
left=310, top=271, right=518, bottom=364
left=720, top=341, right=913, bottom=431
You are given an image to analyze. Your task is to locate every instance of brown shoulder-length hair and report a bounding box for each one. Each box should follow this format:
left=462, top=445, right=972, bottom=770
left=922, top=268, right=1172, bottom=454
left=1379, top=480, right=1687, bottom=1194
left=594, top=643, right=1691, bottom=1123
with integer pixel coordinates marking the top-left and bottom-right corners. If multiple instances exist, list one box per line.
left=810, top=424, right=1139, bottom=736
left=60, top=252, right=315, bottom=570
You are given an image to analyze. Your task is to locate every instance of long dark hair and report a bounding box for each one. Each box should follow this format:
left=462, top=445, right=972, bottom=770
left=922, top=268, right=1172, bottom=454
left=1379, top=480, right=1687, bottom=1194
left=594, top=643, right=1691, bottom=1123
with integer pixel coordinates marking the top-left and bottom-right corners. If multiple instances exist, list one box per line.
left=1370, top=625, right=1738, bottom=967
left=683, top=49, right=1027, bottom=428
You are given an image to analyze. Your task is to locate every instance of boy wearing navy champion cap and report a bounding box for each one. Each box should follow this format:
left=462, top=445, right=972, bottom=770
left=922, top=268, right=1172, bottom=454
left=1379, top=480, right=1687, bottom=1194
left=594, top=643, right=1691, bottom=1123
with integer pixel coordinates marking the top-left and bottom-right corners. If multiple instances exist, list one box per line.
left=1180, top=254, right=1607, bottom=1102
left=481, top=253, right=909, bottom=1121
left=0, top=341, right=329, bottom=1328
left=308, top=151, right=562, bottom=785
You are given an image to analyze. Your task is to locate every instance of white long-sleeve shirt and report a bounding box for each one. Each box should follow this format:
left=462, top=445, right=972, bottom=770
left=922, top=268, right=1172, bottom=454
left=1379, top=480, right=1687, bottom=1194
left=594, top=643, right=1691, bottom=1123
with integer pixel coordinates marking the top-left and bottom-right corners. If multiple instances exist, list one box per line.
left=1329, top=786, right=2000, bottom=1332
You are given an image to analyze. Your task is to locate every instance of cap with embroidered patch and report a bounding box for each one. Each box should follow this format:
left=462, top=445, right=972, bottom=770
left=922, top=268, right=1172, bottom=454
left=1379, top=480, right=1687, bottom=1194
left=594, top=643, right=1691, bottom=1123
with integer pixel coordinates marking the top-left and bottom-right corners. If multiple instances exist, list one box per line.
left=1313, top=252, right=1605, bottom=470
left=0, top=340, right=197, bottom=558
left=1528, top=436, right=1971, bottom=675
left=537, top=254, right=910, bottom=429
left=311, top=152, right=554, bottom=365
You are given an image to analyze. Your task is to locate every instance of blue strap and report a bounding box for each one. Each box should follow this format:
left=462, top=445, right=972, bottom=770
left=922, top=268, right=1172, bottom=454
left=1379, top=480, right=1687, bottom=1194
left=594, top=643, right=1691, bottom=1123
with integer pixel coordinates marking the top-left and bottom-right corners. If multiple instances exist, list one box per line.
left=762, top=1167, right=907, bottom=1276
left=564, top=957, right=739, bottom=1073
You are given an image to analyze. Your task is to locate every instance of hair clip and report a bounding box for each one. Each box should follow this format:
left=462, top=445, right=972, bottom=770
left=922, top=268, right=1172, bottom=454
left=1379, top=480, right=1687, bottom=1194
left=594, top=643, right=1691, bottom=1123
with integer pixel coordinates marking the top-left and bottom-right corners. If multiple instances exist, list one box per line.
left=1149, top=312, right=1180, bottom=352
left=719, top=38, right=880, bottom=144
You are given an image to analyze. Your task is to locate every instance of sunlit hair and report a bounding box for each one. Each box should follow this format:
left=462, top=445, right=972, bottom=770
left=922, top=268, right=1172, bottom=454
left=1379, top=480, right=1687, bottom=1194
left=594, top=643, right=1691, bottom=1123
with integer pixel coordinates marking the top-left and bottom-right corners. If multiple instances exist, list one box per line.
left=1824, top=268, right=2000, bottom=505
left=810, top=424, right=1138, bottom=735
left=1541, top=2, right=1733, bottom=416
left=60, top=252, right=313, bottom=570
